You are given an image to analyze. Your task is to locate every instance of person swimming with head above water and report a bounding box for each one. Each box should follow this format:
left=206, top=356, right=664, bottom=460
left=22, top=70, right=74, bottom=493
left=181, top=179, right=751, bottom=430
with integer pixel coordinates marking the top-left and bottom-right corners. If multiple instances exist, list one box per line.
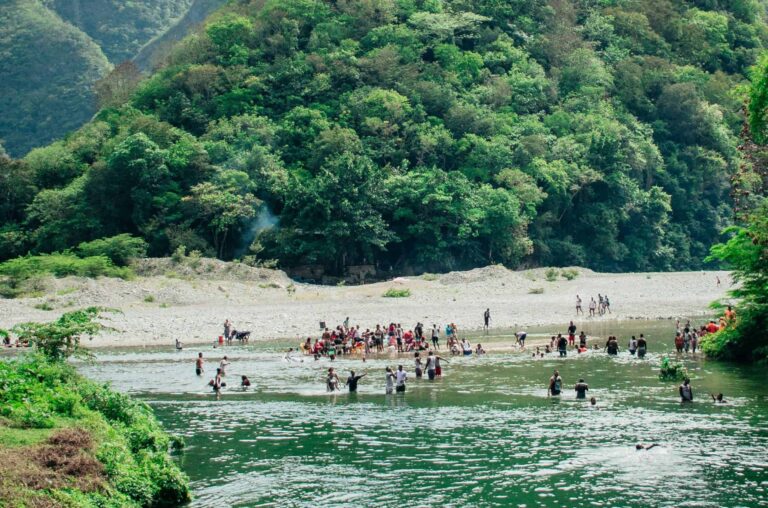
left=711, top=393, right=727, bottom=403
left=635, top=444, right=659, bottom=450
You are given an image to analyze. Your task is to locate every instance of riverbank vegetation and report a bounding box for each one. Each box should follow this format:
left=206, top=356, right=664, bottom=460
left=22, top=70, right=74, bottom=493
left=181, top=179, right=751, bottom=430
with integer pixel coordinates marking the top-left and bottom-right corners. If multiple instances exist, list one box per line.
left=0, top=309, right=191, bottom=506
left=703, top=54, right=768, bottom=363
left=3, top=0, right=767, bottom=276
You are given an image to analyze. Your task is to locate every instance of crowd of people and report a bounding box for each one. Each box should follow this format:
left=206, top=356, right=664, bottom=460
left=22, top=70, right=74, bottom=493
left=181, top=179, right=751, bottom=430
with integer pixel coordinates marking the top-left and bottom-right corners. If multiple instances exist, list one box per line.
left=195, top=304, right=735, bottom=403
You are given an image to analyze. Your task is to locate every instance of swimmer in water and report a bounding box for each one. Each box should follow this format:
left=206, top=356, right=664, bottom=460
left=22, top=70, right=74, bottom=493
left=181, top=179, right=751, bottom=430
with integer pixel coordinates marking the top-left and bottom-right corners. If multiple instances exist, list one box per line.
left=241, top=375, right=251, bottom=389
left=711, top=393, right=727, bottom=403
left=635, top=444, right=659, bottom=450
left=589, top=396, right=598, bottom=409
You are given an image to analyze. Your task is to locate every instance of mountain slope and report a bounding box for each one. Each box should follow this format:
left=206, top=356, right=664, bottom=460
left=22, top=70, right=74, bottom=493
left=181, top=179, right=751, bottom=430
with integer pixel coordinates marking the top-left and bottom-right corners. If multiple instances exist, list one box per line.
left=0, top=0, right=209, bottom=157
left=0, top=0, right=110, bottom=157
left=2, top=0, right=766, bottom=275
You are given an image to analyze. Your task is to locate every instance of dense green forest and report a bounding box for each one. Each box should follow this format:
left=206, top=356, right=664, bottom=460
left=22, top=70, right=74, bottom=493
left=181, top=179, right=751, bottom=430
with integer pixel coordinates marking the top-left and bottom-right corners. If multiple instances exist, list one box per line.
left=0, top=0, right=201, bottom=157
left=2, top=0, right=768, bottom=276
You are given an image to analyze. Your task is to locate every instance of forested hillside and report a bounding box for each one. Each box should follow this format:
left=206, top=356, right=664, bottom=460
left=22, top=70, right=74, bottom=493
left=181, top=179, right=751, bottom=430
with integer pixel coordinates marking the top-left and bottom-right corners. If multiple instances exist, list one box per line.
left=0, top=0, right=202, bottom=157
left=2, top=0, right=767, bottom=276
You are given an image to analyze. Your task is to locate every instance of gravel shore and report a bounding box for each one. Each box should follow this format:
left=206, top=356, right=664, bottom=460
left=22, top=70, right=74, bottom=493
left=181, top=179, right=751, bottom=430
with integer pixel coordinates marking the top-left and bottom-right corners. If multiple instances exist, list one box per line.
left=0, top=259, right=731, bottom=348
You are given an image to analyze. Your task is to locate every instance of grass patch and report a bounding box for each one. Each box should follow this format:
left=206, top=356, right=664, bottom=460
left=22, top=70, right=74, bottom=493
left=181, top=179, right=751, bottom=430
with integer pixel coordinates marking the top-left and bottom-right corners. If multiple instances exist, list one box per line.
left=0, top=424, right=53, bottom=448
left=143, top=295, right=155, bottom=303
left=259, top=282, right=281, bottom=289
left=33, top=302, right=55, bottom=311
left=56, top=287, right=79, bottom=296
left=529, top=287, right=544, bottom=294
left=422, top=273, right=439, bottom=281
left=383, top=288, right=411, bottom=298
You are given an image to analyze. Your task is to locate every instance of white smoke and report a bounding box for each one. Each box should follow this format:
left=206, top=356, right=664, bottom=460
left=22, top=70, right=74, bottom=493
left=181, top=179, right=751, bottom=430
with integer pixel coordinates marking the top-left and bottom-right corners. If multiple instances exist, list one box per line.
left=235, top=206, right=278, bottom=258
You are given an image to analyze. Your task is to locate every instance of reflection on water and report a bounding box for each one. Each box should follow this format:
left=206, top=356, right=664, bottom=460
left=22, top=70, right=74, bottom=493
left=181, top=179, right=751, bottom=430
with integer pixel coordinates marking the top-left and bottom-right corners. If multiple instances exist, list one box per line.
left=78, top=321, right=768, bottom=507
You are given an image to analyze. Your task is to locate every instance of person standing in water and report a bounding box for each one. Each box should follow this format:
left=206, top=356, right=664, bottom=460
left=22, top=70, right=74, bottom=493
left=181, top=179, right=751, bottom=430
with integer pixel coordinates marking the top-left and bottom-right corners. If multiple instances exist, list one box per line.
left=345, top=370, right=366, bottom=393
left=483, top=308, right=491, bottom=333
left=431, top=324, right=440, bottom=350
left=574, top=379, right=589, bottom=399
left=219, top=356, right=230, bottom=376
left=414, top=352, right=423, bottom=379
left=628, top=336, right=638, bottom=356
left=425, top=351, right=438, bottom=380
left=385, top=367, right=396, bottom=394
left=195, top=353, right=204, bottom=376
left=557, top=334, right=568, bottom=357
left=515, top=331, right=527, bottom=348
left=327, top=367, right=340, bottom=392
left=396, top=365, right=407, bottom=393
left=679, top=378, right=693, bottom=403
left=567, top=321, right=577, bottom=346
left=548, top=370, right=563, bottom=396
left=212, top=368, right=223, bottom=398
left=637, top=334, right=648, bottom=358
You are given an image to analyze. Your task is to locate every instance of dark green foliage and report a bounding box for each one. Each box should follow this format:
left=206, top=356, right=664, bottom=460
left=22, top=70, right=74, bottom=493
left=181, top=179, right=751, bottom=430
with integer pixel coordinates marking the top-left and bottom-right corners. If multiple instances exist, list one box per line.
left=0, top=355, right=191, bottom=505
left=659, top=356, right=688, bottom=381
left=3, top=0, right=766, bottom=274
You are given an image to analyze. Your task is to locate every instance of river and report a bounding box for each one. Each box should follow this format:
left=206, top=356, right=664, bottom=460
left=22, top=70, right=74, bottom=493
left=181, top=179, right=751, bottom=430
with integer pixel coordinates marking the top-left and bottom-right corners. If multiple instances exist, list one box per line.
left=78, top=320, right=768, bottom=507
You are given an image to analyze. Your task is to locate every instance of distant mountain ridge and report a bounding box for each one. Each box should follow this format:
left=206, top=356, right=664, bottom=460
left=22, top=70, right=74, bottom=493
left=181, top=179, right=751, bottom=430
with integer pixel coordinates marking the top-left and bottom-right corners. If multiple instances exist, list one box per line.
left=0, top=0, right=224, bottom=157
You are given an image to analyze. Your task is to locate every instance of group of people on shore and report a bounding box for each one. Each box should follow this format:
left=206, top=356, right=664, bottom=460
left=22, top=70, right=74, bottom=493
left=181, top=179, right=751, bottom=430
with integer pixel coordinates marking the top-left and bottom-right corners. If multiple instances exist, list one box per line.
left=575, top=294, right=611, bottom=317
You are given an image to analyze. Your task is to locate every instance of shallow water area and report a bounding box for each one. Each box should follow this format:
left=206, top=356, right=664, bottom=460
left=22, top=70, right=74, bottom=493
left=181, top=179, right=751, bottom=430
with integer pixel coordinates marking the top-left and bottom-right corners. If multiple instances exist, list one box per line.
left=78, top=320, right=768, bottom=507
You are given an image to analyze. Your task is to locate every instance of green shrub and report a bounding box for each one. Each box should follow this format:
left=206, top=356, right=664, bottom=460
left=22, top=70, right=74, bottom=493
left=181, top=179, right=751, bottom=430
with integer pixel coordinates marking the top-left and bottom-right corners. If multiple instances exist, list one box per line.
left=171, top=245, right=186, bottom=264
left=561, top=268, right=579, bottom=280
left=0, top=254, right=132, bottom=298
left=77, top=234, right=148, bottom=266
left=143, top=295, right=155, bottom=303
left=422, top=273, right=439, bottom=281
left=528, top=287, right=544, bottom=294
left=34, top=301, right=54, bottom=311
left=544, top=268, right=559, bottom=282
left=659, top=356, right=688, bottom=381
left=383, top=288, right=411, bottom=298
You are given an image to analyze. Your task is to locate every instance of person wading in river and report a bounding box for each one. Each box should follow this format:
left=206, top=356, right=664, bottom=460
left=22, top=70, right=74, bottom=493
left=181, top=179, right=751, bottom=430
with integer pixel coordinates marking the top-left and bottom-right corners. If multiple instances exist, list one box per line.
left=195, top=352, right=204, bottom=376
left=679, top=378, right=693, bottom=403
left=548, top=370, right=563, bottom=396
left=575, top=379, right=589, bottom=399
left=345, top=370, right=366, bottom=393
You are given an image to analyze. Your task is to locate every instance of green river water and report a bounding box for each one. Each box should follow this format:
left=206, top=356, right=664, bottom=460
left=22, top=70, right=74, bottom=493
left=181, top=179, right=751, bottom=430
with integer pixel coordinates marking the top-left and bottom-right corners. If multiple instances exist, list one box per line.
left=79, top=320, right=768, bottom=507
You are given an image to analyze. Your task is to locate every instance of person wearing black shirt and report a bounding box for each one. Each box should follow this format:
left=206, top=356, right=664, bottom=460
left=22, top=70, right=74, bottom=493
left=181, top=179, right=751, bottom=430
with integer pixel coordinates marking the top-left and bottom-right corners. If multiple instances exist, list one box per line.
left=345, top=371, right=367, bottom=393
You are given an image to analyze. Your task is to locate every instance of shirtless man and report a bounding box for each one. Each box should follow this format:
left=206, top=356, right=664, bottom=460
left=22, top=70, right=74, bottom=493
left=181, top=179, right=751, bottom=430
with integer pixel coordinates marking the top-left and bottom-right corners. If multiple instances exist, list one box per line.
left=195, top=353, right=204, bottom=376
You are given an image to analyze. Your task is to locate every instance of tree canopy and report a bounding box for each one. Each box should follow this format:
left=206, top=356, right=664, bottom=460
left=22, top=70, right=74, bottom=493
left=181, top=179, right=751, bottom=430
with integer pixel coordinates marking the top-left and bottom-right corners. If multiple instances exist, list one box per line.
left=2, top=0, right=767, bottom=275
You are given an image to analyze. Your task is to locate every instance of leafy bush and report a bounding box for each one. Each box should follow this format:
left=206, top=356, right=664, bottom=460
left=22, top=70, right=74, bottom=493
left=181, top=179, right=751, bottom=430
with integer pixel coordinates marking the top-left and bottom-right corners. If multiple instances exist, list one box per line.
left=544, top=268, right=559, bottom=282
left=12, top=307, right=110, bottom=361
left=143, top=295, right=155, bottom=303
left=561, top=269, right=579, bottom=281
left=659, top=356, right=688, bottom=381
left=528, top=287, right=544, bottom=294
left=383, top=288, right=411, bottom=298
left=78, top=234, right=148, bottom=266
